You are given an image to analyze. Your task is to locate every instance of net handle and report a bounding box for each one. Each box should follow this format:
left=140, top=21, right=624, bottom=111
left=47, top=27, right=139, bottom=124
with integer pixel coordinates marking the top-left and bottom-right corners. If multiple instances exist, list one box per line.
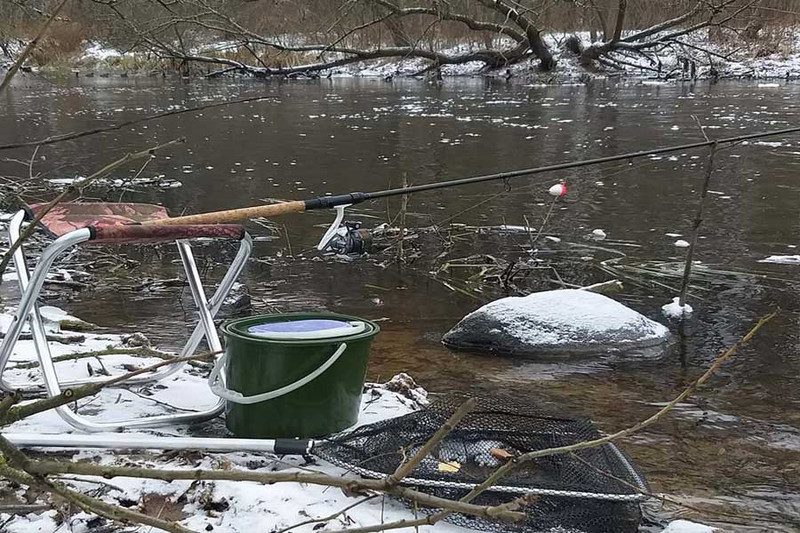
left=208, top=343, right=347, bottom=404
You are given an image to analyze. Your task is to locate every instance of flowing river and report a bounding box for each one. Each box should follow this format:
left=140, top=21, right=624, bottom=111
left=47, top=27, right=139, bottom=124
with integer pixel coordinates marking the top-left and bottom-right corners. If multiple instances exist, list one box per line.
left=1, top=76, right=798, bottom=531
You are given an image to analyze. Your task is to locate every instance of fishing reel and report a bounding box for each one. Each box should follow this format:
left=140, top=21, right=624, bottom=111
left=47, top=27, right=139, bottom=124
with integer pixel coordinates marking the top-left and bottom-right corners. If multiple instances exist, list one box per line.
left=316, top=204, right=372, bottom=256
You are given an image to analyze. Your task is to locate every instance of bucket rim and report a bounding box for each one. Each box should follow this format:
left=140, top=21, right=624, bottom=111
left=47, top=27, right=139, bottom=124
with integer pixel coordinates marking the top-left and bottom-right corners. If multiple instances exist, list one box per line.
left=221, top=312, right=380, bottom=345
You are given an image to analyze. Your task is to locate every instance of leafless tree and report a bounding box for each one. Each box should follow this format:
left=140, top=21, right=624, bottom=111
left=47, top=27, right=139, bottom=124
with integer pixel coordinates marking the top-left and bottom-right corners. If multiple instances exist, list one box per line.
left=71, top=0, right=758, bottom=77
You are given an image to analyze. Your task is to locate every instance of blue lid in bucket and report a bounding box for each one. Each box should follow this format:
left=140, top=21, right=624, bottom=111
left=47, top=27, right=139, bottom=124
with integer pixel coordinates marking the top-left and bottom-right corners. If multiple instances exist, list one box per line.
left=247, top=318, right=366, bottom=340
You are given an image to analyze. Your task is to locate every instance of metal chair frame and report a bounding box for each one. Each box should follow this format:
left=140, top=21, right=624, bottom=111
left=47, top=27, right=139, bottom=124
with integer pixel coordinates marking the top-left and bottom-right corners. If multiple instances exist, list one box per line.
left=0, top=209, right=252, bottom=432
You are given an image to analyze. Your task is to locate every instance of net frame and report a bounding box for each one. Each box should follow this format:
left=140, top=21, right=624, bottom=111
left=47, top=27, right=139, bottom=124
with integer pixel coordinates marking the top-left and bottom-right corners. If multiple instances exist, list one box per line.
left=314, top=396, right=649, bottom=532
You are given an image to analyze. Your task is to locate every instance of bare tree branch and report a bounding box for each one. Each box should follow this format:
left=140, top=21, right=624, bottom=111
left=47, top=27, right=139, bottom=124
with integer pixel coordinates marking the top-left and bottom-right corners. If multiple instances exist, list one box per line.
left=0, top=463, right=195, bottom=533
left=0, top=0, right=70, bottom=93
left=0, top=138, right=185, bottom=279
left=370, top=0, right=526, bottom=43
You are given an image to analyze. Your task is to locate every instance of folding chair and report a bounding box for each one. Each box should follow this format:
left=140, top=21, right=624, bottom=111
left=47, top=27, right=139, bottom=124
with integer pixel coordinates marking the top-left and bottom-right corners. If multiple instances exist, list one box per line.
left=0, top=202, right=252, bottom=432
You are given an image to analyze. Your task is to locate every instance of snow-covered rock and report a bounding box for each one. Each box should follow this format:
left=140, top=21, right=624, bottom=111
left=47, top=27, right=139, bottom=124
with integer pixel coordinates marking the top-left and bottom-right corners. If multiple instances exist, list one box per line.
left=442, top=289, right=670, bottom=356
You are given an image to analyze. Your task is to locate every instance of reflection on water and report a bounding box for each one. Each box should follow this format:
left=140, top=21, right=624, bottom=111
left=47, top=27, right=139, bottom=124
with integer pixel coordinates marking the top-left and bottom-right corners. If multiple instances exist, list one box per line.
left=1, top=77, right=799, bottom=530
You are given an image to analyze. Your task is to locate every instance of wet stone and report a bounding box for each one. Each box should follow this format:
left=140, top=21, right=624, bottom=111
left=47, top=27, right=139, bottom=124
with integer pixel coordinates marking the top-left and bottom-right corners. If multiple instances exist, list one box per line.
left=442, top=289, right=671, bottom=357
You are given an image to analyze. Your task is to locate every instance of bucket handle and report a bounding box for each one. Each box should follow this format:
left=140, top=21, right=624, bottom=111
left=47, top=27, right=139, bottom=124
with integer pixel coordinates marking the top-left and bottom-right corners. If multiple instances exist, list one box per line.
left=208, top=343, right=347, bottom=404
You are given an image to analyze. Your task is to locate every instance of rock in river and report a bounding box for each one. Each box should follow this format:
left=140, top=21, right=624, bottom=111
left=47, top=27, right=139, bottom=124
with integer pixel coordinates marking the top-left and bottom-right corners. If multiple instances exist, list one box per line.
left=442, top=289, right=670, bottom=356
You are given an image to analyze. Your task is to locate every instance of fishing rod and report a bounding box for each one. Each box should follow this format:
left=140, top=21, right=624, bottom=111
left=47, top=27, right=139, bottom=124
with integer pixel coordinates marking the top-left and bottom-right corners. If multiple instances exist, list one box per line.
left=145, top=124, right=800, bottom=227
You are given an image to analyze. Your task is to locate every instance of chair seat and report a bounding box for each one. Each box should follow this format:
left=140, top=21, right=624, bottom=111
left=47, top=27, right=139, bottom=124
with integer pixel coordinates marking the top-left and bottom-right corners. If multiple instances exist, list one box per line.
left=28, top=202, right=244, bottom=243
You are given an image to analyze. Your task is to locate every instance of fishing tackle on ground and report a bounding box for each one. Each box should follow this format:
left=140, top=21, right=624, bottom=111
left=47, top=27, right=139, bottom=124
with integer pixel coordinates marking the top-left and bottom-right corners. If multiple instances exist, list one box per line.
left=7, top=396, right=648, bottom=533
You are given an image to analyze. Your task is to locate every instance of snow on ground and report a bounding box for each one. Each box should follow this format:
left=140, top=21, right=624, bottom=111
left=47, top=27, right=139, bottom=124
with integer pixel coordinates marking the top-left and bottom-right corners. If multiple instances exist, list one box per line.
left=0, top=303, right=713, bottom=532
left=0, top=303, right=472, bottom=532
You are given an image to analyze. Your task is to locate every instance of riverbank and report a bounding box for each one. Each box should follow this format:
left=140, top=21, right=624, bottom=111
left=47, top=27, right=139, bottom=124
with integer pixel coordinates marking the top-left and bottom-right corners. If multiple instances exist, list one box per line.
left=0, top=299, right=717, bottom=533
left=4, top=28, right=800, bottom=83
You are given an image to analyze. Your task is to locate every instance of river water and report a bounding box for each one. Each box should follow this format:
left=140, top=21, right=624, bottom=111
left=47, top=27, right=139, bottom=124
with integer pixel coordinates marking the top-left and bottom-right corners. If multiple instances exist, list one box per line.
left=1, top=77, right=798, bottom=531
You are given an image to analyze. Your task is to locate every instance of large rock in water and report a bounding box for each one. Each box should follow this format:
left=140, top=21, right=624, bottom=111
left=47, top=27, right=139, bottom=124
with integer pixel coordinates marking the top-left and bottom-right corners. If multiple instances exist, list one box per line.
left=442, top=289, right=670, bottom=356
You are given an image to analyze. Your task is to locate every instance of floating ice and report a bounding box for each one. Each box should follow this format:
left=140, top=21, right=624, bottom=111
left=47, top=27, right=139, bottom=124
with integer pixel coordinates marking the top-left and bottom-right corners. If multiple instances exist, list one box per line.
left=661, top=297, right=693, bottom=319
left=674, top=239, right=690, bottom=248
left=758, top=254, right=800, bottom=264
left=590, top=229, right=607, bottom=240
left=661, top=520, right=717, bottom=533
left=756, top=141, right=783, bottom=147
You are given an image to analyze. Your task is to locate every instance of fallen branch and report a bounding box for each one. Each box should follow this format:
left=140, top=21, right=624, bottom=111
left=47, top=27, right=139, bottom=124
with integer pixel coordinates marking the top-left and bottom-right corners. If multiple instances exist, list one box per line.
left=5, top=448, right=526, bottom=523
left=0, top=464, right=194, bottom=533
left=0, top=350, right=217, bottom=425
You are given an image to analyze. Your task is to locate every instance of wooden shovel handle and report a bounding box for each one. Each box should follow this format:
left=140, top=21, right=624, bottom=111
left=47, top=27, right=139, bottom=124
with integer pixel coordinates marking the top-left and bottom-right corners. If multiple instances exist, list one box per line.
left=143, top=200, right=306, bottom=226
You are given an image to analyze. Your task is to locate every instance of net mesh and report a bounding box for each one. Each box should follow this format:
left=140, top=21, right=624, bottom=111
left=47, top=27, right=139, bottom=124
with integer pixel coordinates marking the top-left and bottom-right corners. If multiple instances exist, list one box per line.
left=315, top=396, right=647, bottom=533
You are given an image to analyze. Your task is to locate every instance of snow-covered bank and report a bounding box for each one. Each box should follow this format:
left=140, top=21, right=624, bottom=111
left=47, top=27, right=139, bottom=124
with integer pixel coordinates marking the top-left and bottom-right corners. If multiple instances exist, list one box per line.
left=0, top=308, right=454, bottom=532
left=51, top=27, right=800, bottom=83
left=0, top=303, right=718, bottom=532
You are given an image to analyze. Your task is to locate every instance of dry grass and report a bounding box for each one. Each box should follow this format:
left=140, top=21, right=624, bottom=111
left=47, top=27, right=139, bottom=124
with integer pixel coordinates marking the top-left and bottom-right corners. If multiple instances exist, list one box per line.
left=18, top=20, right=86, bottom=66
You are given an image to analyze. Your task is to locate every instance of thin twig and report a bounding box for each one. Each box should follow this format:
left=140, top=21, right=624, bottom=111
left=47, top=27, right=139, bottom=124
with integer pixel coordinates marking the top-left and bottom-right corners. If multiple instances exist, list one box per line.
left=0, top=96, right=275, bottom=151
left=435, top=310, right=778, bottom=517
left=384, top=398, right=475, bottom=486
left=275, top=495, right=378, bottom=533
left=1, top=350, right=217, bottom=425
left=0, top=138, right=184, bottom=280
left=679, top=136, right=716, bottom=308
left=0, top=464, right=194, bottom=533
left=349, top=310, right=777, bottom=533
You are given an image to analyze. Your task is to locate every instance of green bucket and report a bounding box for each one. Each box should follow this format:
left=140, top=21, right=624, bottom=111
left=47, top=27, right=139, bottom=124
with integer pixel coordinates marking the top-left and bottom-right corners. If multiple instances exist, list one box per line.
left=216, top=312, right=379, bottom=438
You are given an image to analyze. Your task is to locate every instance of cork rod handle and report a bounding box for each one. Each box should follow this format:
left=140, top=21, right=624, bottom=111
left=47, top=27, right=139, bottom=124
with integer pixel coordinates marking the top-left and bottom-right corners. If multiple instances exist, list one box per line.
left=143, top=200, right=307, bottom=226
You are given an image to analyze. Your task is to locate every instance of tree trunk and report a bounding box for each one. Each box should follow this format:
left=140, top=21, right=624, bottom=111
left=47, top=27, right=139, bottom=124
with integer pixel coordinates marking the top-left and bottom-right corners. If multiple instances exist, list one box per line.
left=529, top=32, right=556, bottom=71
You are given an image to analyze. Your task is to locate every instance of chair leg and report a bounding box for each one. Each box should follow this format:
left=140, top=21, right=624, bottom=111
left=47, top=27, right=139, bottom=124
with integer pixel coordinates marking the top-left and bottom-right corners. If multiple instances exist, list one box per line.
left=0, top=218, right=252, bottom=432
left=0, top=210, right=56, bottom=394
left=39, top=236, right=253, bottom=432
left=177, top=240, right=223, bottom=353
left=0, top=212, right=194, bottom=392
left=0, top=224, right=93, bottom=395
left=175, top=234, right=252, bottom=360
